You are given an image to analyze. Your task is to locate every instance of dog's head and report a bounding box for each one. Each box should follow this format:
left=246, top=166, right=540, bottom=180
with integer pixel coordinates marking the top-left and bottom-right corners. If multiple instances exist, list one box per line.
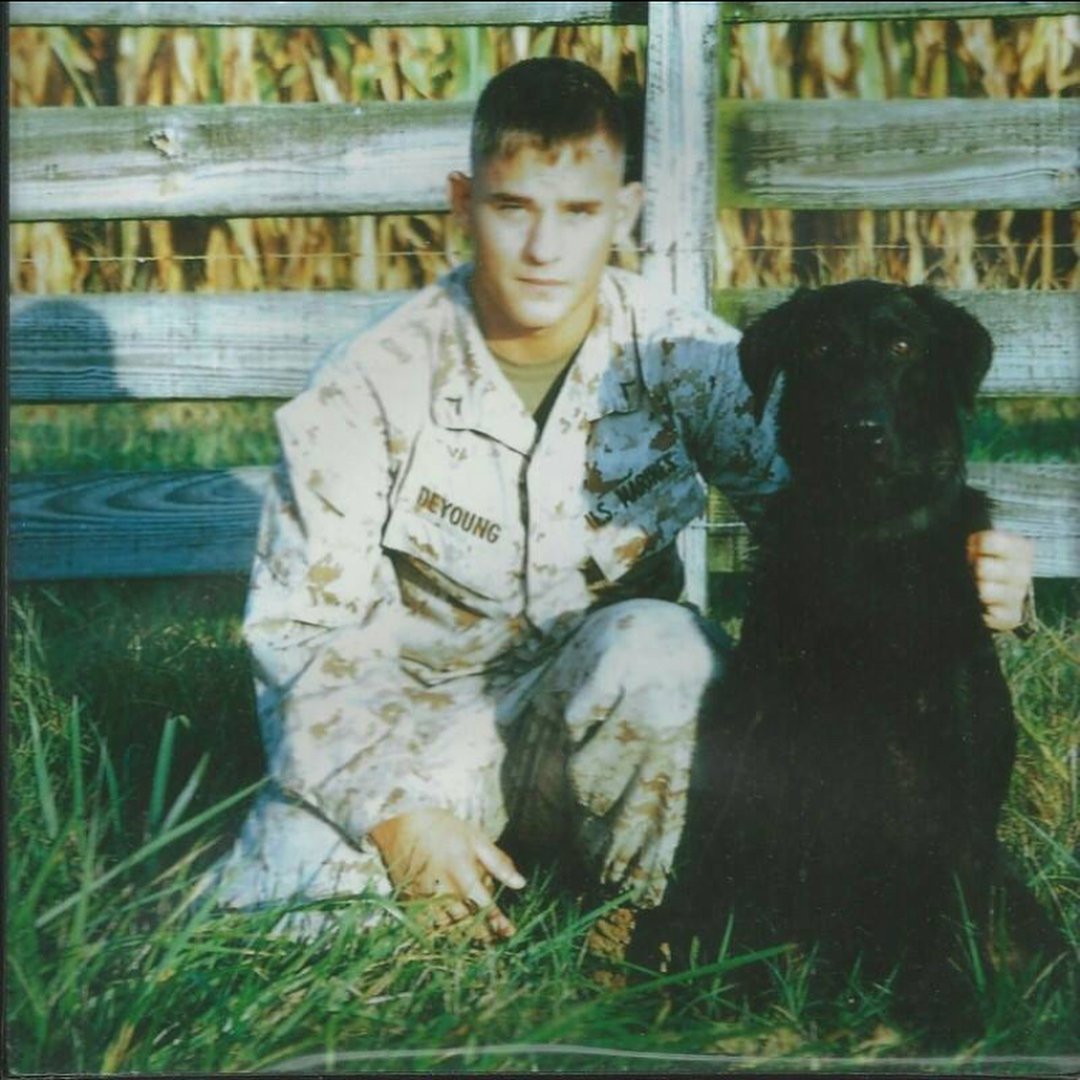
left=738, top=281, right=992, bottom=497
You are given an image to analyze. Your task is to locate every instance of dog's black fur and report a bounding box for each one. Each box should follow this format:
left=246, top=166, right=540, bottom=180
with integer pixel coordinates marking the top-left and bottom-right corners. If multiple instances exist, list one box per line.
left=666, top=281, right=1060, bottom=1021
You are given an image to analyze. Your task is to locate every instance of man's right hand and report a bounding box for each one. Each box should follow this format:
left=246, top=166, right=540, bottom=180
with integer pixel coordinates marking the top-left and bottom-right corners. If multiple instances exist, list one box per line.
left=368, top=808, right=526, bottom=940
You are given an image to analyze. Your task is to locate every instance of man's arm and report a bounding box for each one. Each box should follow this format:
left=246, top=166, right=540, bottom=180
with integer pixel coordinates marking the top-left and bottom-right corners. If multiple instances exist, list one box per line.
left=640, top=305, right=1036, bottom=635
left=245, top=354, right=526, bottom=936
left=641, top=307, right=789, bottom=534
left=244, top=353, right=450, bottom=839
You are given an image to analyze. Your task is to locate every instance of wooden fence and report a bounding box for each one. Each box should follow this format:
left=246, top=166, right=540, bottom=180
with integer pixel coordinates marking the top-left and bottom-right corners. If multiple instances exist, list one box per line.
left=10, top=1, right=1080, bottom=606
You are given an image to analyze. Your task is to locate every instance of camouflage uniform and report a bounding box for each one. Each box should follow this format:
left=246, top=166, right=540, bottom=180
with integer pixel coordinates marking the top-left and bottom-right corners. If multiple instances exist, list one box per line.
left=206, top=265, right=787, bottom=919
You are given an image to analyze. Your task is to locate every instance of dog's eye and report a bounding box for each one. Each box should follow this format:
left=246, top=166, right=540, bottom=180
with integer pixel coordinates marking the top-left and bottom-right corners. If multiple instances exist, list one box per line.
left=890, top=338, right=913, bottom=357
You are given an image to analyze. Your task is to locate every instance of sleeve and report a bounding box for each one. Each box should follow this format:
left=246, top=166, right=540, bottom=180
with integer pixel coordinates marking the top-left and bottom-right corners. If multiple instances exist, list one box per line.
left=242, top=352, right=441, bottom=841
left=651, top=309, right=789, bottom=533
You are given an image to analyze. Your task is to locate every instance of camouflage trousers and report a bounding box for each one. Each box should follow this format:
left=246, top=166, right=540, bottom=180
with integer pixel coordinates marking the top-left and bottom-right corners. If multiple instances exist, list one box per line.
left=205, top=599, right=730, bottom=927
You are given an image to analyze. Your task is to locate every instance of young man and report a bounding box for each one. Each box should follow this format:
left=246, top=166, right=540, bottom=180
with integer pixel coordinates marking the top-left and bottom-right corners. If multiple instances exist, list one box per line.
left=207, top=58, right=1034, bottom=941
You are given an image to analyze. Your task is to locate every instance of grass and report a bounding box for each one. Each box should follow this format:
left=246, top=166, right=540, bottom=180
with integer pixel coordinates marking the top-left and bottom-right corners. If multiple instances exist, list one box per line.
left=8, top=324, right=1080, bottom=1075
left=7, top=571, right=1079, bottom=1075
left=9, top=12, right=1078, bottom=1071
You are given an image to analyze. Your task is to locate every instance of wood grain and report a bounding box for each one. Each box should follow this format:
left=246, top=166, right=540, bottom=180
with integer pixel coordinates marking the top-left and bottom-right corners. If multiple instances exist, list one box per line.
left=10, top=1, right=1071, bottom=25
left=13, top=289, right=1076, bottom=403
left=11, top=101, right=473, bottom=221
left=10, top=467, right=271, bottom=581
left=717, top=98, right=1080, bottom=210
left=704, top=463, right=1080, bottom=580
left=11, top=464, right=1077, bottom=581
left=9, top=2, right=648, bottom=26
left=10, top=291, right=407, bottom=401
left=713, top=289, right=1080, bottom=399
left=967, top=463, right=1080, bottom=579
left=725, top=2, right=1077, bottom=22
left=641, top=1, right=723, bottom=610
left=13, top=98, right=1077, bottom=222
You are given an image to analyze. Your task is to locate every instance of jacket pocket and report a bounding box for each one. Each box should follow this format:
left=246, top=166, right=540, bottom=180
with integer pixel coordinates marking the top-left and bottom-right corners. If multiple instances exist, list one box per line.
left=381, top=427, right=524, bottom=602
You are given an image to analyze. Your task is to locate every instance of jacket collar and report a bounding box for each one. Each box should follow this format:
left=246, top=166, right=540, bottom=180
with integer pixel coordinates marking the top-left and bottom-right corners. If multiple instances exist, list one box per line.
left=431, top=266, right=641, bottom=454
left=560, top=270, right=642, bottom=422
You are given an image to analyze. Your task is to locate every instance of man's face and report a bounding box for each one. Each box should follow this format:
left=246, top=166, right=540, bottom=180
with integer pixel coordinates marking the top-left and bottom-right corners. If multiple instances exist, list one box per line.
left=450, top=133, right=643, bottom=350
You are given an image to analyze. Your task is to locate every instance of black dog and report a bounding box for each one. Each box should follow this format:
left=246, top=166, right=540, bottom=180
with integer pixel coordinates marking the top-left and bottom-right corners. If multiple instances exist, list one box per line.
left=669, top=281, right=1059, bottom=1021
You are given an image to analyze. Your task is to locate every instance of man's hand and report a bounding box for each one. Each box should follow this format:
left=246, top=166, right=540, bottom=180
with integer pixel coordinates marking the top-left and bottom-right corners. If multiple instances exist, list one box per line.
left=966, top=530, right=1035, bottom=632
left=368, top=809, right=526, bottom=940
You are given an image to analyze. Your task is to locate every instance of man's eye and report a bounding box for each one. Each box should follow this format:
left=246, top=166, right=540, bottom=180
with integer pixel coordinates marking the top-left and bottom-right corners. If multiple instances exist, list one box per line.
left=567, top=205, right=598, bottom=217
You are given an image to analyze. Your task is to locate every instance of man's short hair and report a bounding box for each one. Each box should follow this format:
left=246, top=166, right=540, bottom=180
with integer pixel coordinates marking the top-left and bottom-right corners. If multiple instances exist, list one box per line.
left=471, top=57, right=627, bottom=169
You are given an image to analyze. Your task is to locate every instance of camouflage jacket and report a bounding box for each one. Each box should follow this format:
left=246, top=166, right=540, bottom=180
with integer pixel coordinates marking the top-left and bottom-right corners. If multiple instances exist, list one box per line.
left=243, top=265, right=787, bottom=836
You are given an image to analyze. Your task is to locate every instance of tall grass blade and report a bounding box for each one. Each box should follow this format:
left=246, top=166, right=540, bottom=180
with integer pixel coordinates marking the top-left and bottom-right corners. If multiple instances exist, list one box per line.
left=954, top=877, right=986, bottom=996
left=160, top=753, right=208, bottom=834
left=35, top=778, right=264, bottom=930
left=7, top=953, right=49, bottom=1042
left=22, top=824, right=74, bottom=919
left=69, top=696, right=84, bottom=823
left=529, top=943, right=793, bottom=1044
left=70, top=811, right=101, bottom=953
left=27, top=700, right=59, bottom=842
left=148, top=716, right=179, bottom=836
left=94, top=734, right=123, bottom=837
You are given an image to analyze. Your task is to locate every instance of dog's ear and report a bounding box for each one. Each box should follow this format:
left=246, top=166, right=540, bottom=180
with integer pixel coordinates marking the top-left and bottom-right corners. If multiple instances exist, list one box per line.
left=907, top=286, right=993, bottom=411
left=739, top=288, right=811, bottom=424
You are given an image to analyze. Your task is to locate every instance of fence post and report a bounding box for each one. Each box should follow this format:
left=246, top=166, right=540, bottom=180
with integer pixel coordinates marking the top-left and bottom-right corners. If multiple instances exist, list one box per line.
left=641, top=0, right=721, bottom=613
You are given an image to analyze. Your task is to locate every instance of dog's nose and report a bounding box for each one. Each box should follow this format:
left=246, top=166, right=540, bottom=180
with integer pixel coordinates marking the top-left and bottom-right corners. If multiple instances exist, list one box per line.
left=842, top=419, right=888, bottom=455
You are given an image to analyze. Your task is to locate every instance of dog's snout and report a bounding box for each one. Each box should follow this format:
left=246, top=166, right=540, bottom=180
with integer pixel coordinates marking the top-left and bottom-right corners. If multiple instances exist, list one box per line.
left=842, top=418, right=888, bottom=455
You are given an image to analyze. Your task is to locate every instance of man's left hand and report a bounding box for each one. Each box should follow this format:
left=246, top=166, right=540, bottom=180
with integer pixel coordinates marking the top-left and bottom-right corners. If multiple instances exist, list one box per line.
left=967, top=530, right=1035, bottom=632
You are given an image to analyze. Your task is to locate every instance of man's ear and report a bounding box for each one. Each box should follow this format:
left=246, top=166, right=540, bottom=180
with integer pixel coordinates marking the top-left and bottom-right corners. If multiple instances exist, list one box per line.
left=614, top=181, right=645, bottom=247
left=907, top=285, right=993, bottom=411
left=447, top=171, right=473, bottom=235
left=738, top=288, right=811, bottom=424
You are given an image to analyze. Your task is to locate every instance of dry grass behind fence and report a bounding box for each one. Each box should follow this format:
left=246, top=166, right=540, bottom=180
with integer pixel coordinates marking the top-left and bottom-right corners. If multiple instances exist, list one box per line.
left=9, top=16, right=1080, bottom=297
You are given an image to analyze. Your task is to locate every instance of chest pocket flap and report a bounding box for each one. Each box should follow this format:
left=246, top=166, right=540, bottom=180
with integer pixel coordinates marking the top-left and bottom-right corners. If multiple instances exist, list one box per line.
left=382, top=427, right=524, bottom=602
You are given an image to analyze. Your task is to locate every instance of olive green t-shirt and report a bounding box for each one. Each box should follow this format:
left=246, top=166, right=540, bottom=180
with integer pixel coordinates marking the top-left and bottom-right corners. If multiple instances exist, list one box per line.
left=492, top=347, right=578, bottom=432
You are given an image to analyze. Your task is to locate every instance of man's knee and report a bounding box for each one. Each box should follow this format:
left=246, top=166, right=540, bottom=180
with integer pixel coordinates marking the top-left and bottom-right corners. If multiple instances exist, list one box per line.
left=584, top=599, right=729, bottom=692
left=558, top=600, right=730, bottom=740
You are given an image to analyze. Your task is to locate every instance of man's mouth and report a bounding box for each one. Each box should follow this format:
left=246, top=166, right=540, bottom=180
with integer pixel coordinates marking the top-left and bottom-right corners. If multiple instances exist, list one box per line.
left=518, top=277, right=565, bottom=288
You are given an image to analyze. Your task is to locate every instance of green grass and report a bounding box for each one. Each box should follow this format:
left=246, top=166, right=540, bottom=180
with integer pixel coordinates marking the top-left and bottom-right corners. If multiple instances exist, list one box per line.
left=9, top=384, right=1079, bottom=1074
left=7, top=577, right=1079, bottom=1074
left=10, top=395, right=1078, bottom=478
left=964, top=399, right=1080, bottom=464
left=10, top=401, right=281, bottom=474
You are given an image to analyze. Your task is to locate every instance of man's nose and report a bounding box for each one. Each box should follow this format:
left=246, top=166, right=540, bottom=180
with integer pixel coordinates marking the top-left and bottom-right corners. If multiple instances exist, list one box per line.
left=523, top=211, right=559, bottom=263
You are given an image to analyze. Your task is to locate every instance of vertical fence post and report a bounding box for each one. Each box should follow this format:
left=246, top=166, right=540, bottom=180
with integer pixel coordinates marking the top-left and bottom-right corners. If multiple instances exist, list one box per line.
left=641, top=0, right=722, bottom=613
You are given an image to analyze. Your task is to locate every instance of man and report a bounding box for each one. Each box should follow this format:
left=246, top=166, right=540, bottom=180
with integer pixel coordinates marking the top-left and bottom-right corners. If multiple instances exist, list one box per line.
left=207, top=58, right=1034, bottom=942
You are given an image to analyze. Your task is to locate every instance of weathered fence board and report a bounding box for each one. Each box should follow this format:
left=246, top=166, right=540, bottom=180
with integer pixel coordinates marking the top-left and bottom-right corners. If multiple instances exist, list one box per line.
left=642, top=1, right=721, bottom=609
left=717, top=98, right=1080, bottom=210
left=704, top=465, right=1080, bottom=579
left=10, top=467, right=271, bottom=581
left=10, top=0, right=1077, bottom=596
left=11, top=101, right=473, bottom=222
left=641, top=2, right=719, bottom=303
left=13, top=98, right=1080, bottom=222
left=12, top=463, right=1078, bottom=582
left=967, top=464, right=1080, bottom=580
left=10, top=291, right=407, bottom=402
left=714, top=289, right=1080, bottom=399
left=11, top=1, right=1074, bottom=25
left=726, top=2, right=1077, bottom=22
left=9, top=2, right=649, bottom=26
left=12, top=290, right=1077, bottom=403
